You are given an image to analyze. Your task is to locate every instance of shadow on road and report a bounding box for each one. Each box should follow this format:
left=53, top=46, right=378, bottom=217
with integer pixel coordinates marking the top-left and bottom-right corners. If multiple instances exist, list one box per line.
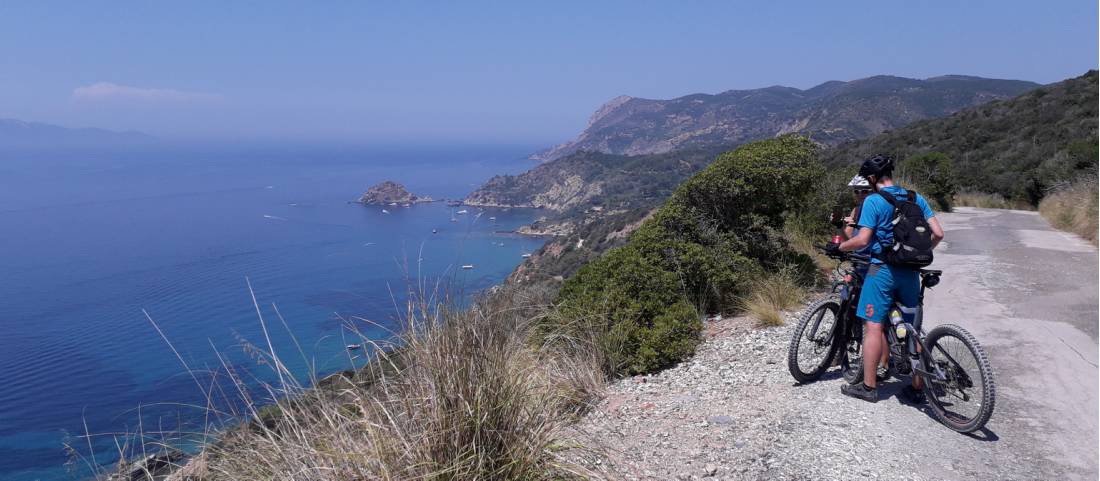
left=877, top=380, right=1001, bottom=441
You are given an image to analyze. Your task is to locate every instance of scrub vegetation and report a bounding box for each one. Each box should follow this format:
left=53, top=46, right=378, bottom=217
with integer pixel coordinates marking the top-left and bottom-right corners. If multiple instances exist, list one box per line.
left=548, top=136, right=825, bottom=375
left=1039, top=179, right=1099, bottom=244
left=111, top=286, right=606, bottom=481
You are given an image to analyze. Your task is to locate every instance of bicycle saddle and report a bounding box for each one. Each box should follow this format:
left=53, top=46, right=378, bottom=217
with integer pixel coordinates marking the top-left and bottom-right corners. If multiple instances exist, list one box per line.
left=920, top=269, right=942, bottom=288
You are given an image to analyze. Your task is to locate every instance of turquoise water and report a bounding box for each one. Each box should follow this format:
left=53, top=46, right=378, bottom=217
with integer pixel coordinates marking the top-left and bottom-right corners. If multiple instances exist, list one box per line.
left=0, top=144, right=546, bottom=480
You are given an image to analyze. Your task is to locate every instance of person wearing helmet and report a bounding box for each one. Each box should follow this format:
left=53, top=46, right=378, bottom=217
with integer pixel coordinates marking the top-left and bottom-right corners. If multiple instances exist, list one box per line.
left=830, top=154, right=945, bottom=403
left=841, top=175, right=872, bottom=241
left=840, top=174, right=890, bottom=380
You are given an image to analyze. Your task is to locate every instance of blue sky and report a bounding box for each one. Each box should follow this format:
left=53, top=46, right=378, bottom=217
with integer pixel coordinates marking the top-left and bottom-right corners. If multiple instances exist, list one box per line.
left=0, top=1, right=1095, bottom=144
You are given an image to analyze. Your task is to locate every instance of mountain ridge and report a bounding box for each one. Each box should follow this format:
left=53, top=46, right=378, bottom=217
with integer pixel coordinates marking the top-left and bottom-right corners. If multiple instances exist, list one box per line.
left=0, top=118, right=155, bottom=149
left=531, top=74, right=1039, bottom=161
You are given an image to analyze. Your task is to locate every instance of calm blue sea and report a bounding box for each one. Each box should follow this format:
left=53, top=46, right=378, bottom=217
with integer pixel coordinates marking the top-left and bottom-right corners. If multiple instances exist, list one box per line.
left=0, top=144, right=546, bottom=481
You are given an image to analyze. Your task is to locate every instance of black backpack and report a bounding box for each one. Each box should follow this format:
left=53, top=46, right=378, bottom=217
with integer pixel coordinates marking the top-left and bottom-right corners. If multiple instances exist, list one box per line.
left=877, top=190, right=934, bottom=268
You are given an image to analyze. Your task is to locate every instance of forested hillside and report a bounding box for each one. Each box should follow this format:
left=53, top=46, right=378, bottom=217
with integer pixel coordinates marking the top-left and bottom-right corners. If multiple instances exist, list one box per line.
left=821, top=70, right=1098, bottom=204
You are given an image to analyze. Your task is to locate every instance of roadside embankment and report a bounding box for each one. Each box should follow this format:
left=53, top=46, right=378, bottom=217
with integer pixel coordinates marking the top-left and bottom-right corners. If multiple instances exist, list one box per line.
left=1038, top=179, right=1098, bottom=244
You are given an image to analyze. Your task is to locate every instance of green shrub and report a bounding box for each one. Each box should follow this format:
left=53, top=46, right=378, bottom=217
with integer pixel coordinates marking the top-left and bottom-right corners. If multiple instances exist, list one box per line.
left=554, top=244, right=702, bottom=375
left=550, top=136, right=824, bottom=375
left=899, top=152, right=958, bottom=211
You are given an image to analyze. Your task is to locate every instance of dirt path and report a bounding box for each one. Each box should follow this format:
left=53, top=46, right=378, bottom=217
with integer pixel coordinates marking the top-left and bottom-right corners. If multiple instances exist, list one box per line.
left=568, top=207, right=1098, bottom=481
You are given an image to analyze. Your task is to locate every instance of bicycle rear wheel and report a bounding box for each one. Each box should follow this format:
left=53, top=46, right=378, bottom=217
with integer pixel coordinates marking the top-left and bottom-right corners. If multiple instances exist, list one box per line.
left=787, top=295, right=841, bottom=383
left=922, top=324, right=996, bottom=433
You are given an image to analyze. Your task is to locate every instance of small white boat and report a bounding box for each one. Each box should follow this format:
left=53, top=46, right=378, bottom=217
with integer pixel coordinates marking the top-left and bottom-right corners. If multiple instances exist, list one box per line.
left=489, top=216, right=496, bottom=221
left=461, top=264, right=474, bottom=270
left=382, top=209, right=390, bottom=214
left=347, top=344, right=362, bottom=351
left=521, top=253, right=532, bottom=258
left=389, top=202, right=398, bottom=206
left=457, top=209, right=468, bottom=214
left=432, top=228, right=438, bottom=234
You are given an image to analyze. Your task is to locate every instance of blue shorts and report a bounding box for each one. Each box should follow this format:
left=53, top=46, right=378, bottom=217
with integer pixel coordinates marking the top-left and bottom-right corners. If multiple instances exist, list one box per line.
left=856, top=263, right=920, bottom=323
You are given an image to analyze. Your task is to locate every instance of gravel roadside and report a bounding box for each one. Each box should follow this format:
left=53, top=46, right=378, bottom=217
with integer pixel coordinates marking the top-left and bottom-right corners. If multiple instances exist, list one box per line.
left=564, top=310, right=1060, bottom=481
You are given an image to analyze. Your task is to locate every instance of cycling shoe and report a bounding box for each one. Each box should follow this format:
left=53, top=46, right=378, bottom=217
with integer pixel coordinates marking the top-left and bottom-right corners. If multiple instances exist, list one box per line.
left=841, top=383, right=878, bottom=403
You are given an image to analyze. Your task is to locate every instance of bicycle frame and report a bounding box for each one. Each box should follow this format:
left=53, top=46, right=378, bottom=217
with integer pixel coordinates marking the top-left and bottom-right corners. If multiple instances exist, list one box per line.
left=807, top=260, right=867, bottom=357
left=887, top=272, right=952, bottom=386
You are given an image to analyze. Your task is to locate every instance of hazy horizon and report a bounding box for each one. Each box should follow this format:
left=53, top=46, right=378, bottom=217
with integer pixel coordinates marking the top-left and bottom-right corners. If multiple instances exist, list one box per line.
left=1, top=1, right=1096, bottom=145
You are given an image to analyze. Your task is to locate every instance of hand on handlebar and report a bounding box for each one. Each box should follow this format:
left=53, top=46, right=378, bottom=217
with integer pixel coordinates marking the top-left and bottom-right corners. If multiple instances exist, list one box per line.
left=824, top=242, right=842, bottom=257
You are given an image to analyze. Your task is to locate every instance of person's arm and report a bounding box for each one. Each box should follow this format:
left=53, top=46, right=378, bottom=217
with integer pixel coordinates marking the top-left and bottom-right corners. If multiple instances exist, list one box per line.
left=841, top=207, right=858, bottom=240
left=928, top=216, right=945, bottom=248
left=916, top=194, right=945, bottom=248
left=839, top=226, right=873, bottom=252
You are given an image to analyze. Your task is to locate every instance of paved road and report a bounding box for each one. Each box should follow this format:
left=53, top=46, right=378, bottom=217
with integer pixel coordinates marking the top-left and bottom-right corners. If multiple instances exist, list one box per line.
left=568, top=207, right=1099, bottom=481
left=921, top=207, right=1098, bottom=479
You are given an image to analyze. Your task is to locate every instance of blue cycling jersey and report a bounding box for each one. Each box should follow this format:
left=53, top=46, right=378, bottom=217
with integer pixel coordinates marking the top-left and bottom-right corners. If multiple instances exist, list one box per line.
left=856, top=185, right=935, bottom=264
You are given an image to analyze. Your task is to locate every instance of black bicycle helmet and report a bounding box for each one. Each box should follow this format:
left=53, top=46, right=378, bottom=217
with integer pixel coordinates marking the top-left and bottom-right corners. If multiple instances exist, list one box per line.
left=858, top=154, right=894, bottom=178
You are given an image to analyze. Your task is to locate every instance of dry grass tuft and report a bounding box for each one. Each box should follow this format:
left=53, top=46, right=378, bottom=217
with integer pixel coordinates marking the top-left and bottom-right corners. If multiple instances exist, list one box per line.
left=93, top=284, right=608, bottom=481
left=740, top=268, right=805, bottom=327
left=1039, top=179, right=1099, bottom=244
left=787, top=229, right=834, bottom=275
left=953, top=191, right=1032, bottom=210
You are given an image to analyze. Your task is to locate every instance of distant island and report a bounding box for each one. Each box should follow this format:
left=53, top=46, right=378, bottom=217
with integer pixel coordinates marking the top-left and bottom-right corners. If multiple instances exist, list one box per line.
left=359, top=180, right=433, bottom=205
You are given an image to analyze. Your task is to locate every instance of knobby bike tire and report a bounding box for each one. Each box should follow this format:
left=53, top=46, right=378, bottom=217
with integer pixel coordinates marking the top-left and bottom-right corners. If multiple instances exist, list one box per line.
left=922, top=324, right=996, bottom=433
left=787, top=295, right=841, bottom=383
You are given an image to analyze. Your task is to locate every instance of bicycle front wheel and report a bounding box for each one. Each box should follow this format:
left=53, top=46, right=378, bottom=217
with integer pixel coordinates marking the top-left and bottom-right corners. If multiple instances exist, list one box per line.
left=787, top=295, right=841, bottom=383
left=840, top=319, right=864, bottom=385
left=922, top=324, right=996, bottom=433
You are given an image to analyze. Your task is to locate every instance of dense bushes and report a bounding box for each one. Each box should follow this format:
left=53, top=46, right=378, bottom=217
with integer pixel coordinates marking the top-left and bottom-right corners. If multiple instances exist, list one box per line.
left=898, top=152, right=958, bottom=211
left=548, top=136, right=824, bottom=375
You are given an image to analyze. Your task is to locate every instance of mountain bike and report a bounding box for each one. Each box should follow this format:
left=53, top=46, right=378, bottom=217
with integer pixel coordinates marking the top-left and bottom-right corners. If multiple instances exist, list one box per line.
left=787, top=248, right=996, bottom=433
left=786, top=250, right=869, bottom=384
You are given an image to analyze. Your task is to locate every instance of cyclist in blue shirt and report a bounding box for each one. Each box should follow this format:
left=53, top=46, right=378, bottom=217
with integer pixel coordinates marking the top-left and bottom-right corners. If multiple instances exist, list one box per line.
left=832, top=155, right=944, bottom=403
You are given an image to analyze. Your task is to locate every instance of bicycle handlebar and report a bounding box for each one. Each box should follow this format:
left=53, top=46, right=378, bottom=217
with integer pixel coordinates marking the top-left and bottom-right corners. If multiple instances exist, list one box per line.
left=816, top=244, right=872, bottom=264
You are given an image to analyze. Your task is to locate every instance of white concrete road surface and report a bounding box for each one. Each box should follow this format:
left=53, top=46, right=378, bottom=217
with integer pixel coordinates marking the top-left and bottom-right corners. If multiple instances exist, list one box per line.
left=919, top=207, right=1098, bottom=480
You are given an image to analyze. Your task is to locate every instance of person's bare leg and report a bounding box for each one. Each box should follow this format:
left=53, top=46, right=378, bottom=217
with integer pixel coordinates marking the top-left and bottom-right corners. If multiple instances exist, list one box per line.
left=863, top=321, right=884, bottom=388
left=879, top=331, right=889, bottom=372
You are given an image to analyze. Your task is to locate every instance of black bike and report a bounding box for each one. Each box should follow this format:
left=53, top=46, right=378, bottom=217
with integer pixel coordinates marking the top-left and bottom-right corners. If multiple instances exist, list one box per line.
left=787, top=248, right=996, bottom=433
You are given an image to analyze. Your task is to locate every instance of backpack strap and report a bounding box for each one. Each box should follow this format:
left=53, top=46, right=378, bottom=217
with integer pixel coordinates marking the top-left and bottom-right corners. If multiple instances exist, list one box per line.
left=876, top=189, right=911, bottom=206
